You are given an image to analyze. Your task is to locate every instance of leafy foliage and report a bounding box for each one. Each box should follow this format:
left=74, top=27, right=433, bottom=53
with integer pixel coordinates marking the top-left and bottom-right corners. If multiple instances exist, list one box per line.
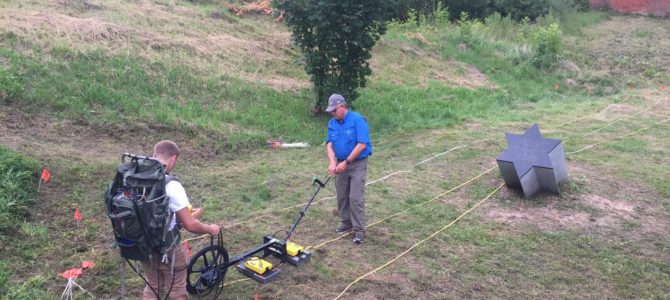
left=532, top=23, right=563, bottom=68
left=492, top=0, right=552, bottom=21
left=273, top=0, right=388, bottom=111
left=448, top=0, right=495, bottom=20
left=0, top=146, right=38, bottom=230
left=386, top=0, right=593, bottom=22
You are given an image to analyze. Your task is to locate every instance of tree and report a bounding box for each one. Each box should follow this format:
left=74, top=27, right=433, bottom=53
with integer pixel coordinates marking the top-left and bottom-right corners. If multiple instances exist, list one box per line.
left=273, top=0, right=388, bottom=113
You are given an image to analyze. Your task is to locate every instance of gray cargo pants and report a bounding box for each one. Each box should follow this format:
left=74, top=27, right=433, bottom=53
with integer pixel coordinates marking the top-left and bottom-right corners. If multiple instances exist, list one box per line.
left=336, top=157, right=368, bottom=235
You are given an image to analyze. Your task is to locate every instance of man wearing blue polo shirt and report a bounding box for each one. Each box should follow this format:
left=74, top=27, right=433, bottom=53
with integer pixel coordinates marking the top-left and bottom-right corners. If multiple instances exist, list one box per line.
left=325, top=93, right=372, bottom=244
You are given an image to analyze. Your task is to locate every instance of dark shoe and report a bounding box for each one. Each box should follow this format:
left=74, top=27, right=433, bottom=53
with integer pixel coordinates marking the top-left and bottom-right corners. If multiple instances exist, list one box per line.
left=335, top=225, right=353, bottom=234
left=353, top=233, right=364, bottom=244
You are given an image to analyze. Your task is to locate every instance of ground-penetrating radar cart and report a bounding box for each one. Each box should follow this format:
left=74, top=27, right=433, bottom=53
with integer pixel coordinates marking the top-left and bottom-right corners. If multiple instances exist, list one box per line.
left=185, top=176, right=331, bottom=298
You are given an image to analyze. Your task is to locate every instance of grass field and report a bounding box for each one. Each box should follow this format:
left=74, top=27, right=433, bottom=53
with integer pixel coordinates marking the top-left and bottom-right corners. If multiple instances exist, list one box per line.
left=1, top=1, right=669, bottom=299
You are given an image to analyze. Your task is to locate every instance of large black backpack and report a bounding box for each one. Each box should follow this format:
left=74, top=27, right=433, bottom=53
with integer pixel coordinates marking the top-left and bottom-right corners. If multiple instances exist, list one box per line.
left=104, top=153, right=180, bottom=261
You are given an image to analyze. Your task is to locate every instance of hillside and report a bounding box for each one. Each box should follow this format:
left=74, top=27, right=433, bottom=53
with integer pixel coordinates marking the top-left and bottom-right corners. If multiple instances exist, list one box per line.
left=1, top=1, right=669, bottom=299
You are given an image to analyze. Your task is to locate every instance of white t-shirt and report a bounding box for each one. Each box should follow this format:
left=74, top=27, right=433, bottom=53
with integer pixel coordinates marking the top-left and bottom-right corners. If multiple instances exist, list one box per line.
left=165, top=180, right=190, bottom=230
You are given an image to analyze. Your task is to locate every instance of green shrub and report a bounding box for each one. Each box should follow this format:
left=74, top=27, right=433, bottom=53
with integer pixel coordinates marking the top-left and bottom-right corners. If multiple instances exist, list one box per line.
left=458, top=12, right=474, bottom=41
left=0, top=67, right=23, bottom=103
left=0, top=147, right=38, bottom=230
left=484, top=12, right=517, bottom=40
left=273, top=0, right=389, bottom=111
left=532, top=23, right=562, bottom=69
left=433, top=2, right=450, bottom=26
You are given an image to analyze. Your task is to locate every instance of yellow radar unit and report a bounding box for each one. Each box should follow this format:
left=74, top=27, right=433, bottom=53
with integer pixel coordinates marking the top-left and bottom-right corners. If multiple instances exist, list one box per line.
left=244, top=257, right=273, bottom=275
left=286, top=242, right=304, bottom=257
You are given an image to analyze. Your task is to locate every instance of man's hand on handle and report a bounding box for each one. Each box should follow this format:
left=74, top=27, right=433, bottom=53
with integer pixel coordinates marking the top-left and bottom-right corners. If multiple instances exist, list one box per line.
left=335, top=160, right=348, bottom=174
left=209, top=224, right=220, bottom=235
left=328, top=161, right=337, bottom=176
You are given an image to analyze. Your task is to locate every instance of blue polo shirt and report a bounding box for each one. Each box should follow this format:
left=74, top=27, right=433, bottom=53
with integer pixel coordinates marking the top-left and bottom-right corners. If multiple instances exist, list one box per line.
left=326, top=111, right=372, bottom=161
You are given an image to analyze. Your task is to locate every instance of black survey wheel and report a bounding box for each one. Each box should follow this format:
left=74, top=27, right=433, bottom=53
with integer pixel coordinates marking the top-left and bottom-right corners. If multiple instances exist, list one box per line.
left=186, top=244, right=230, bottom=297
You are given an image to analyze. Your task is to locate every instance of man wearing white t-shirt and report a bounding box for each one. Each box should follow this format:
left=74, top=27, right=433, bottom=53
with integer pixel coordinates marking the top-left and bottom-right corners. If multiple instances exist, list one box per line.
left=140, top=140, right=220, bottom=300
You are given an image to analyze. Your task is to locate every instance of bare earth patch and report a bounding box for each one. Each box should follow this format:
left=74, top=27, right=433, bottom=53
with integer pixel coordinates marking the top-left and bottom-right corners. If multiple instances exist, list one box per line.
left=594, top=103, right=637, bottom=120
left=487, top=188, right=670, bottom=238
left=0, top=108, right=226, bottom=163
left=0, top=108, right=150, bottom=163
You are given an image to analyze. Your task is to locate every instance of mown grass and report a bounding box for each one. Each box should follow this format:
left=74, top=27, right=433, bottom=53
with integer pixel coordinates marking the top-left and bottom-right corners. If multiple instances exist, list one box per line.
left=2, top=1, right=670, bottom=299
left=0, top=42, right=323, bottom=152
left=0, top=9, right=610, bottom=152
left=441, top=224, right=670, bottom=298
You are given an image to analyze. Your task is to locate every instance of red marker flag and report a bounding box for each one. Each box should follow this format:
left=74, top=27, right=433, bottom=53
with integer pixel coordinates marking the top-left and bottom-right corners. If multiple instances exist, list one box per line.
left=41, top=168, right=51, bottom=182
left=74, top=208, right=82, bottom=222
left=184, top=241, right=192, bottom=257
left=82, top=260, right=95, bottom=269
left=61, top=268, right=83, bottom=279
left=663, top=85, right=667, bottom=91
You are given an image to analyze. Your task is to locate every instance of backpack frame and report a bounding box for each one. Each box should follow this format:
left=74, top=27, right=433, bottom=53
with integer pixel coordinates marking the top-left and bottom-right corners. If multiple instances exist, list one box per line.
left=104, top=153, right=180, bottom=261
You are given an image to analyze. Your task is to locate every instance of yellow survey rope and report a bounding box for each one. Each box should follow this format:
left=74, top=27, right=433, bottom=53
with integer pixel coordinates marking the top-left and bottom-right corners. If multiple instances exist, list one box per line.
left=307, top=165, right=497, bottom=251
left=182, top=145, right=469, bottom=243
left=567, top=117, right=669, bottom=155
left=333, top=184, right=505, bottom=300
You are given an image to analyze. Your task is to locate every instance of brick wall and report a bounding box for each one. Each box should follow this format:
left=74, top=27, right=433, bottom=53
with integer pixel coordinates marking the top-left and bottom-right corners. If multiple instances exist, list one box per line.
left=592, top=0, right=670, bottom=16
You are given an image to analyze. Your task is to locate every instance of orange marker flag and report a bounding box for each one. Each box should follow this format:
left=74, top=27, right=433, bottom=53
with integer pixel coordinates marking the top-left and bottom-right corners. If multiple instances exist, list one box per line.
left=41, top=168, right=51, bottom=182
left=553, top=83, right=559, bottom=91
left=61, top=268, right=83, bottom=280
left=184, top=241, right=192, bottom=257
left=74, top=208, right=82, bottom=222
left=82, top=260, right=95, bottom=269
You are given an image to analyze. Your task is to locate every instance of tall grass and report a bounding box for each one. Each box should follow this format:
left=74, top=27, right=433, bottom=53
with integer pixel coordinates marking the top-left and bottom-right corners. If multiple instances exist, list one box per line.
left=384, top=12, right=576, bottom=103
left=0, top=146, right=38, bottom=231
left=557, top=11, right=609, bottom=35
left=358, top=82, right=512, bottom=134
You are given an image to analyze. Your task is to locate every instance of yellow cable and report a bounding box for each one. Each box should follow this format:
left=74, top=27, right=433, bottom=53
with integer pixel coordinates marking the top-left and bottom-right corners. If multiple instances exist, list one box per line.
left=556, top=94, right=631, bottom=127
left=188, top=110, right=666, bottom=248
left=333, top=97, right=666, bottom=298
left=221, top=145, right=468, bottom=230
left=221, top=96, right=663, bottom=290
left=223, top=278, right=251, bottom=286
left=334, top=184, right=504, bottom=300
left=581, top=97, right=662, bottom=137
left=183, top=146, right=471, bottom=244
left=568, top=118, right=669, bottom=155
left=181, top=234, right=209, bottom=244
left=309, top=165, right=497, bottom=251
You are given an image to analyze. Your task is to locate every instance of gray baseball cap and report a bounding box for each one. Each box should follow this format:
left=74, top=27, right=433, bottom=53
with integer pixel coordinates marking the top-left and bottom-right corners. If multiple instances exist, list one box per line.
left=325, top=94, right=346, bottom=112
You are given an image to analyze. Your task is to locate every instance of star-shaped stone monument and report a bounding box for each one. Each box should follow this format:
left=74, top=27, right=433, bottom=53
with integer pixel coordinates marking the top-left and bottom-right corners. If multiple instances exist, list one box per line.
left=496, top=124, right=568, bottom=197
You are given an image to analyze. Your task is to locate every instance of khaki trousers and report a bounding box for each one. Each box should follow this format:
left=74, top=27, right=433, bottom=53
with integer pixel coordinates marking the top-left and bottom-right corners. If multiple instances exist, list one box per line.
left=140, top=245, right=189, bottom=299
left=336, top=157, right=368, bottom=234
